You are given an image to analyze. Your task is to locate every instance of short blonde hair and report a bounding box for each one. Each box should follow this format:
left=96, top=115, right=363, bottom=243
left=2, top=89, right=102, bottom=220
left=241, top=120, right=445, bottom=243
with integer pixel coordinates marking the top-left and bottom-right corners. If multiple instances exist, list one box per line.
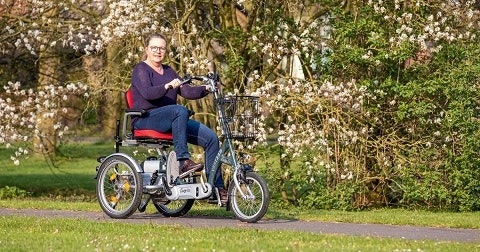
left=145, top=33, right=167, bottom=46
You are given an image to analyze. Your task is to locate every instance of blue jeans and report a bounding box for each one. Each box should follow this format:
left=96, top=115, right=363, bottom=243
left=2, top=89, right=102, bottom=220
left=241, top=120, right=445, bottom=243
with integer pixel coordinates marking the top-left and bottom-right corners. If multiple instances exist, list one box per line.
left=133, top=105, right=224, bottom=188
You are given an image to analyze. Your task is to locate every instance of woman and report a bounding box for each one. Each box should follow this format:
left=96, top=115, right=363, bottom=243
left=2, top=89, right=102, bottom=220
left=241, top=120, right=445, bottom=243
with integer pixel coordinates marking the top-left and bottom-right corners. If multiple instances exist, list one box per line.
left=130, top=34, right=227, bottom=203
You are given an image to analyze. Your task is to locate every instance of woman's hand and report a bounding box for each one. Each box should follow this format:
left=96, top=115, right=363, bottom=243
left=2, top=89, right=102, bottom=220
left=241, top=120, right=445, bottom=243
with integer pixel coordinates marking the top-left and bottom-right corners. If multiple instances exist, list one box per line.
left=165, top=78, right=181, bottom=90
left=203, top=84, right=215, bottom=92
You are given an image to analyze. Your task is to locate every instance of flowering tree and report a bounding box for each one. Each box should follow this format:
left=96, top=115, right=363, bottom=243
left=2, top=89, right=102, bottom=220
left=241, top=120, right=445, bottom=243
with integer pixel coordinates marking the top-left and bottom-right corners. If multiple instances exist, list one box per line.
left=254, top=0, right=480, bottom=210
left=0, top=81, right=89, bottom=164
left=0, top=0, right=100, bottom=161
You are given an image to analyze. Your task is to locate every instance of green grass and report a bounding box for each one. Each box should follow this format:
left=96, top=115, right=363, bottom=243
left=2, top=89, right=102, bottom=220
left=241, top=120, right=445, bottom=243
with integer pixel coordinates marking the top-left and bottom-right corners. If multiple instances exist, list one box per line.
left=2, top=142, right=480, bottom=228
left=0, top=141, right=112, bottom=197
left=1, top=216, right=479, bottom=252
left=1, top=142, right=479, bottom=251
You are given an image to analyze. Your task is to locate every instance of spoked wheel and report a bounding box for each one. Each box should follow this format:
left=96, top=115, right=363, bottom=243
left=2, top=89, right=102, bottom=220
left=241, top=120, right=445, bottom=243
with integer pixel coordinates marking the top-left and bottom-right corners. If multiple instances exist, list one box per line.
left=96, top=155, right=142, bottom=219
left=152, top=198, right=194, bottom=217
left=228, top=172, right=270, bottom=223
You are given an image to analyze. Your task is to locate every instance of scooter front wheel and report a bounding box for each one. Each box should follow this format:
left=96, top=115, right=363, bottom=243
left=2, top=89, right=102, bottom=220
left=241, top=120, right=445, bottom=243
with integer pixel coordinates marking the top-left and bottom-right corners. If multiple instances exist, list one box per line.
left=96, top=155, right=142, bottom=219
left=228, top=172, right=270, bottom=223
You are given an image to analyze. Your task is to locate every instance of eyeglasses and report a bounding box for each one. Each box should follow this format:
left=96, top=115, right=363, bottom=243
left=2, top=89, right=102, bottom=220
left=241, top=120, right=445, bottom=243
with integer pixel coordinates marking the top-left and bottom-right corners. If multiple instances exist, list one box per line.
left=149, top=46, right=167, bottom=52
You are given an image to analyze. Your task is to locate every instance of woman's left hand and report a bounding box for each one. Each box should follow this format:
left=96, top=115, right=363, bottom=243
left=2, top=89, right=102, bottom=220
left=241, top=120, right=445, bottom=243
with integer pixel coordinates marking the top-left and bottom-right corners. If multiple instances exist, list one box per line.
left=203, top=85, right=215, bottom=92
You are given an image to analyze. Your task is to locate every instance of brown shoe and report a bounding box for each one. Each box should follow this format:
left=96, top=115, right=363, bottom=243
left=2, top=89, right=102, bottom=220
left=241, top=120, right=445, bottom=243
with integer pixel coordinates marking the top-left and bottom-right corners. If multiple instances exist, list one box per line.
left=179, top=159, right=203, bottom=178
left=207, top=187, right=228, bottom=205
left=217, top=187, right=228, bottom=205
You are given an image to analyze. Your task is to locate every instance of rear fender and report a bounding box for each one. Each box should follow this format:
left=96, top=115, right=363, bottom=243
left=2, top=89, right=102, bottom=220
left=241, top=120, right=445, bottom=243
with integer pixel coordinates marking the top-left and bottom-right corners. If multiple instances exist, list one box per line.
left=94, top=153, right=143, bottom=179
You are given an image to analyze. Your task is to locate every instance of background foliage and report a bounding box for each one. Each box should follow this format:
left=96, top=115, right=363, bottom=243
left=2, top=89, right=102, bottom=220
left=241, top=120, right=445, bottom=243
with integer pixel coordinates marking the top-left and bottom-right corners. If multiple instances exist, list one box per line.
left=1, top=0, right=479, bottom=211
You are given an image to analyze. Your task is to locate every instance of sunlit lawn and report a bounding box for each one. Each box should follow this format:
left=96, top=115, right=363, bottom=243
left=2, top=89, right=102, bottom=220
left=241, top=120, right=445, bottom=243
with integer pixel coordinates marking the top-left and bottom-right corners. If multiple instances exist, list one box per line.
left=1, top=142, right=480, bottom=228
left=0, top=142, right=479, bottom=251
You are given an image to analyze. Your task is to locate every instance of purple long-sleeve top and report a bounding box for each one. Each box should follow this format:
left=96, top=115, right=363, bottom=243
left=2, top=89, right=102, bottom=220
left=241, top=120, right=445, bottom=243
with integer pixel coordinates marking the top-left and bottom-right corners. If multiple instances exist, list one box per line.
left=130, top=61, right=209, bottom=110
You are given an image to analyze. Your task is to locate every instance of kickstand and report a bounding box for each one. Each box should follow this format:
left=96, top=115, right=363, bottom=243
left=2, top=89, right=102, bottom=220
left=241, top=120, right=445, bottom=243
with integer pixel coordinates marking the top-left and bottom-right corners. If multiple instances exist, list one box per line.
left=138, top=195, right=150, bottom=212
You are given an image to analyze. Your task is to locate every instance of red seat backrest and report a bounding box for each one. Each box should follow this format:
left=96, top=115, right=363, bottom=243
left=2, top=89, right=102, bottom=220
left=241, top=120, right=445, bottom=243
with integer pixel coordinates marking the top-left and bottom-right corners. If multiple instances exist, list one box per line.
left=125, top=89, right=133, bottom=109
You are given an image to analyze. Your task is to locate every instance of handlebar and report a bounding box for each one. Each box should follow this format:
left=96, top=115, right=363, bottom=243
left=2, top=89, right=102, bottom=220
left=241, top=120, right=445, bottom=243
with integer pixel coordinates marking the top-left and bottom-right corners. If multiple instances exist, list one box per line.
left=165, top=75, right=206, bottom=90
left=180, top=73, right=223, bottom=96
left=180, top=74, right=207, bottom=84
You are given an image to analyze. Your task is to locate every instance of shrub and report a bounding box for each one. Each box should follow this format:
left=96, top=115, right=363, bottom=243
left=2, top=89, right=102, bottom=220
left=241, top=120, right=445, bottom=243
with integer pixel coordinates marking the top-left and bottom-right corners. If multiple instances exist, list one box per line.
left=0, top=186, right=31, bottom=199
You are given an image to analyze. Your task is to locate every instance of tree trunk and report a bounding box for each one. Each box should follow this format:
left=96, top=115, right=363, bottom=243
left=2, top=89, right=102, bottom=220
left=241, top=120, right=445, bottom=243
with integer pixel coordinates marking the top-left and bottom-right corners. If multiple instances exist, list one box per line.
left=35, top=48, right=62, bottom=157
left=100, top=44, right=124, bottom=138
left=82, top=54, right=105, bottom=134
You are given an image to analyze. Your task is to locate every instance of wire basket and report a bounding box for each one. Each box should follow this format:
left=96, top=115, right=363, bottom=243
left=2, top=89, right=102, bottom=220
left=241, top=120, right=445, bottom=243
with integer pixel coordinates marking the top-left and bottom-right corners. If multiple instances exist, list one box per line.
left=216, top=95, right=259, bottom=140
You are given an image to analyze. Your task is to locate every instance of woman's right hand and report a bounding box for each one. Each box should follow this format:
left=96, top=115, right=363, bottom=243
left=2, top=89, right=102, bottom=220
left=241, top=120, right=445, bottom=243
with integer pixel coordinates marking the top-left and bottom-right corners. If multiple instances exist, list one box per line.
left=165, top=78, right=181, bottom=89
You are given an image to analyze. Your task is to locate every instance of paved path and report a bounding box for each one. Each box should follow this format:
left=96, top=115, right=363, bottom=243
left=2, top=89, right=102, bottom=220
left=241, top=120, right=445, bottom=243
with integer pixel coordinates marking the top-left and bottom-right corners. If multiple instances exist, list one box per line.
left=1, top=208, right=479, bottom=243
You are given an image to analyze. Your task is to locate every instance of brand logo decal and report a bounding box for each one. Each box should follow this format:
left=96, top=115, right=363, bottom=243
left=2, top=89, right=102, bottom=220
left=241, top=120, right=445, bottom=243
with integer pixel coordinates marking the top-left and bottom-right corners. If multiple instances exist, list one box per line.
left=180, top=188, right=191, bottom=194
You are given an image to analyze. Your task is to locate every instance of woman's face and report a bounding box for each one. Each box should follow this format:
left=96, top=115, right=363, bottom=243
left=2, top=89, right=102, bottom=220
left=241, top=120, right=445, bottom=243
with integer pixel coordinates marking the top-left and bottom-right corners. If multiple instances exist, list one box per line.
left=146, top=37, right=167, bottom=64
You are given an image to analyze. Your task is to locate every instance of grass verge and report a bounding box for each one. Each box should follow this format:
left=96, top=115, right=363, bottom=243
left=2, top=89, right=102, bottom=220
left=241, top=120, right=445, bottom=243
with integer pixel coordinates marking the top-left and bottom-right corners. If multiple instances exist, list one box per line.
left=1, top=215, right=479, bottom=252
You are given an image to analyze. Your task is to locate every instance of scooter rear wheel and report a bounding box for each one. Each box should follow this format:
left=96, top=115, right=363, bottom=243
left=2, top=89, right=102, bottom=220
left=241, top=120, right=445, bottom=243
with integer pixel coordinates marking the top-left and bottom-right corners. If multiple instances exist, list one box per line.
left=96, top=155, right=142, bottom=219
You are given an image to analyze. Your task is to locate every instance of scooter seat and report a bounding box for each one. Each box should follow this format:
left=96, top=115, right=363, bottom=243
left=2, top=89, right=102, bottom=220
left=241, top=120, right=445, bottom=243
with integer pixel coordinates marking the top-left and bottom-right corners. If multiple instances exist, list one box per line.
left=133, top=129, right=173, bottom=141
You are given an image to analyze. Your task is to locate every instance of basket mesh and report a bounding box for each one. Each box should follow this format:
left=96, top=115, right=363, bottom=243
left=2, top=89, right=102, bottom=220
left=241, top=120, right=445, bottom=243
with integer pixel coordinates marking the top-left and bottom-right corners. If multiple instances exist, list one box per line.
left=216, top=96, right=259, bottom=140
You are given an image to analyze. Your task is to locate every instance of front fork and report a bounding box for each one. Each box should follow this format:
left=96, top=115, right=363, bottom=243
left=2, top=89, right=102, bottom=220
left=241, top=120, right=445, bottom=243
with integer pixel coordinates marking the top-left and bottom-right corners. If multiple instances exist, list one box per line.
left=233, top=163, right=255, bottom=200
left=219, top=152, right=255, bottom=201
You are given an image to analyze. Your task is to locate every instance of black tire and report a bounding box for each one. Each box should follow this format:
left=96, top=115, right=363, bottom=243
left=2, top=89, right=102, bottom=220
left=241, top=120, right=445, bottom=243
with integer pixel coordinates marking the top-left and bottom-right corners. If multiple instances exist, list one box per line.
left=228, top=172, right=270, bottom=223
left=96, top=155, right=142, bottom=219
left=152, top=198, right=195, bottom=217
